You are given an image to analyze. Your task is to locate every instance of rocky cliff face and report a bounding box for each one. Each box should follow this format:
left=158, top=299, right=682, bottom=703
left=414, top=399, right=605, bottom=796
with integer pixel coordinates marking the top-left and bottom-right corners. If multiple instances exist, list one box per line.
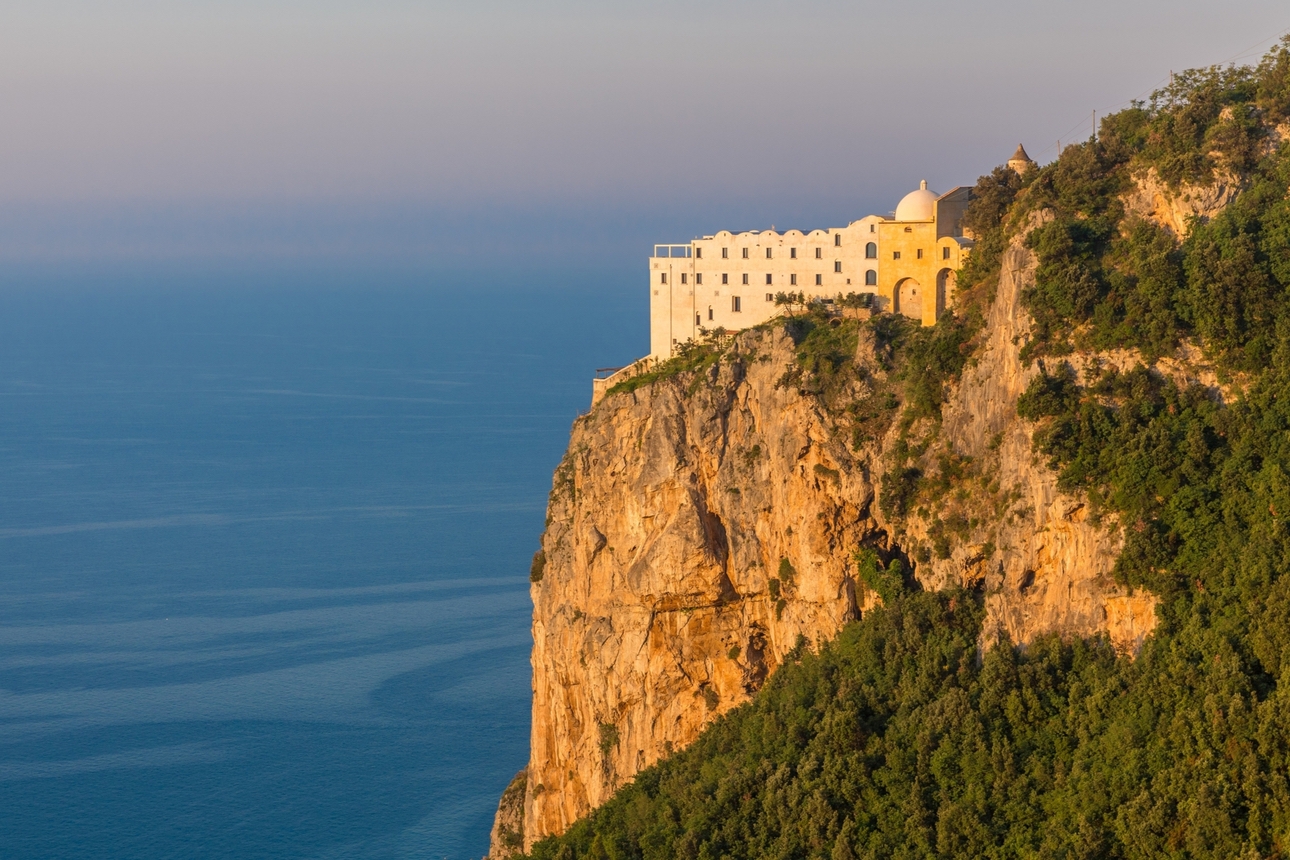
left=515, top=324, right=889, bottom=852
left=489, top=215, right=1163, bottom=857
left=904, top=213, right=1157, bottom=653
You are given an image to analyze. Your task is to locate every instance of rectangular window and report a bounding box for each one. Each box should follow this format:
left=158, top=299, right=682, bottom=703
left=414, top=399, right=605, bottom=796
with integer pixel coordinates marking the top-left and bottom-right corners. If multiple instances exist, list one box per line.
left=742, top=274, right=749, bottom=285
left=766, top=247, right=773, bottom=259
left=742, top=248, right=749, bottom=259
left=943, top=246, right=950, bottom=259
left=790, top=274, right=797, bottom=286
left=815, top=274, right=822, bottom=286
left=916, top=249, right=923, bottom=260
left=834, top=234, right=841, bottom=246
left=732, top=296, right=742, bottom=312
left=870, top=224, right=875, bottom=232
left=790, top=247, right=797, bottom=259
left=893, top=251, right=901, bottom=260
left=696, top=273, right=703, bottom=285
left=681, top=273, right=687, bottom=284
left=722, top=273, right=728, bottom=285
left=661, top=272, right=667, bottom=284
left=815, top=248, right=822, bottom=259
left=695, top=247, right=702, bottom=259
left=722, top=247, right=729, bottom=259
left=766, top=274, right=773, bottom=285
left=765, top=293, right=773, bottom=302
left=834, top=261, right=842, bottom=273
left=708, top=307, right=714, bottom=320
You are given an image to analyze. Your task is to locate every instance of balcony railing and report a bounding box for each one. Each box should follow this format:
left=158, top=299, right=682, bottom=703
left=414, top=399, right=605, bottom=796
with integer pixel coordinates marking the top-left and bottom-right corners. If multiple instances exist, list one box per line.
left=652, top=244, right=692, bottom=258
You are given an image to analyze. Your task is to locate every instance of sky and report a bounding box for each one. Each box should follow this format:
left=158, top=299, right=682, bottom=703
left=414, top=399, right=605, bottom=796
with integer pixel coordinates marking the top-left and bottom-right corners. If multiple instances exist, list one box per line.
left=1, top=0, right=1288, bottom=268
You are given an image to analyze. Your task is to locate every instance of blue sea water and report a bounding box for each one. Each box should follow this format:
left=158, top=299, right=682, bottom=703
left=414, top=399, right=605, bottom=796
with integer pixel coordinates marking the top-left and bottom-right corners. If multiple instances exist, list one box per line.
left=0, top=267, right=643, bottom=859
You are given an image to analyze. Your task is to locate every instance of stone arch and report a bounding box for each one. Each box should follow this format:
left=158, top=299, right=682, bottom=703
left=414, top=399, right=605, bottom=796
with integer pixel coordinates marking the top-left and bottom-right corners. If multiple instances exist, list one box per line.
left=865, top=242, right=877, bottom=259
left=936, top=268, right=955, bottom=315
left=895, top=278, right=922, bottom=320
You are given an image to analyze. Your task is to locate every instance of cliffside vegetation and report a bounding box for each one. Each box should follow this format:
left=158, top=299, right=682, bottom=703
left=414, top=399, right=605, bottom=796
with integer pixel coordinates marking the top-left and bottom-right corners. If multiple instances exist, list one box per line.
left=524, top=41, right=1290, bottom=859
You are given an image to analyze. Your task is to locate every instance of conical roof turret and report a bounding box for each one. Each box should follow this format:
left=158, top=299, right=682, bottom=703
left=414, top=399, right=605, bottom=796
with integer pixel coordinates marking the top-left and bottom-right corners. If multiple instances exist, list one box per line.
left=1007, top=143, right=1035, bottom=175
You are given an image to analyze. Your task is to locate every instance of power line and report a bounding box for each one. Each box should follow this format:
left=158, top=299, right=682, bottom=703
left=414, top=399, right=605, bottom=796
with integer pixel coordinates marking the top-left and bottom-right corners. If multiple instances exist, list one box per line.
left=1031, top=23, right=1290, bottom=164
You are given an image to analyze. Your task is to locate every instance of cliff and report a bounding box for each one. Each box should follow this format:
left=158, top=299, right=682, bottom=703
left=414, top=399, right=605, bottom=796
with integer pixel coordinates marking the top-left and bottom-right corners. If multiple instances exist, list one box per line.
left=486, top=45, right=1290, bottom=858
left=490, top=216, right=1164, bottom=855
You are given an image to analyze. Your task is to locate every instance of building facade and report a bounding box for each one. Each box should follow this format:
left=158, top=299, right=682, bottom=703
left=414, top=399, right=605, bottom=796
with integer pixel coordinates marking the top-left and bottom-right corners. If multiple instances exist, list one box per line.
left=647, top=180, right=977, bottom=361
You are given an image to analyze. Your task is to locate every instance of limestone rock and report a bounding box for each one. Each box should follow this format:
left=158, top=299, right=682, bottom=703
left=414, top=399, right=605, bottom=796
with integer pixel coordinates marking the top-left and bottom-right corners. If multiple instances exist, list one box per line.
left=486, top=770, right=526, bottom=859
left=922, top=213, right=1158, bottom=650
left=518, top=327, right=885, bottom=849
left=1122, top=166, right=1242, bottom=238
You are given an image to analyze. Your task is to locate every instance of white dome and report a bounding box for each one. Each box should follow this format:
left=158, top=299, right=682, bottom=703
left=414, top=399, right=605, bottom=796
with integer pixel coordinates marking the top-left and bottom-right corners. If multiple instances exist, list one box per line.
left=894, top=180, right=937, bottom=221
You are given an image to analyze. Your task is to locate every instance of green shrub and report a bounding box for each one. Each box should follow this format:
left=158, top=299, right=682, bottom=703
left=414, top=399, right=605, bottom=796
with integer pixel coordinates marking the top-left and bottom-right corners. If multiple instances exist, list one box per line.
left=854, top=548, right=906, bottom=603
left=597, top=722, right=620, bottom=758
left=776, top=558, right=796, bottom=589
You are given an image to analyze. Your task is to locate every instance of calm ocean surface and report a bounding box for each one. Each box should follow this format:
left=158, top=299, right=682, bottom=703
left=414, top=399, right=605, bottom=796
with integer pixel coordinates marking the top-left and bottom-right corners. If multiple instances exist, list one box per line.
left=0, top=267, right=642, bottom=859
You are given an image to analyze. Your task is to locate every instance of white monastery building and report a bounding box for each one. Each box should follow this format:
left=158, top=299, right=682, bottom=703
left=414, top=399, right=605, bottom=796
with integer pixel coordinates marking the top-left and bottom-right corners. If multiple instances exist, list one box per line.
left=648, top=178, right=980, bottom=361
left=592, top=148, right=1036, bottom=404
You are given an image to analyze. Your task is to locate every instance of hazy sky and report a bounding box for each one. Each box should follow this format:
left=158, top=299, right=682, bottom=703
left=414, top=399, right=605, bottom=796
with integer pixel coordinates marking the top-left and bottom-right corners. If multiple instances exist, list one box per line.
left=2, top=0, right=1288, bottom=264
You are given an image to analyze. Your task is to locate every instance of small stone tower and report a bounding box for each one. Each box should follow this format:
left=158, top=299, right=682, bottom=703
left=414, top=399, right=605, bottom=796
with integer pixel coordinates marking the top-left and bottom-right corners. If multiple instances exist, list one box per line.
left=1007, top=143, right=1036, bottom=175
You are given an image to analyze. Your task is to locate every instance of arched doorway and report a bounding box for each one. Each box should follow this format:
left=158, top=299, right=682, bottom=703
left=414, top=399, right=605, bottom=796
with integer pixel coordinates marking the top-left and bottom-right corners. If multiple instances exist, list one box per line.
left=895, top=278, right=922, bottom=320
left=936, top=268, right=955, bottom=315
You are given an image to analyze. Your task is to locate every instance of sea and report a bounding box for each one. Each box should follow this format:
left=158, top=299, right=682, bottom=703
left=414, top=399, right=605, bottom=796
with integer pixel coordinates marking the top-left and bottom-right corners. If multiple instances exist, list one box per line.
left=0, top=264, right=643, bottom=860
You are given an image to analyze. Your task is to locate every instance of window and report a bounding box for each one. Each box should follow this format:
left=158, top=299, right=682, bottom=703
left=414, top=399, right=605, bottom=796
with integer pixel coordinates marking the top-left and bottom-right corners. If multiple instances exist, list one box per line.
left=696, top=313, right=701, bottom=325
left=893, top=251, right=901, bottom=260
left=742, top=274, right=749, bottom=285
left=865, top=242, right=877, bottom=259
left=722, top=247, right=729, bottom=259
left=681, top=273, right=687, bottom=284
left=870, top=224, right=876, bottom=233
left=790, top=274, right=797, bottom=286
left=765, top=273, right=773, bottom=285
left=661, top=272, right=667, bottom=284
left=834, top=261, right=842, bottom=273
left=732, top=296, right=742, bottom=312
left=815, top=248, right=822, bottom=259
left=742, top=247, right=749, bottom=259
left=695, top=273, right=702, bottom=285
left=815, top=274, right=823, bottom=286
left=917, top=249, right=923, bottom=260
left=722, top=273, right=728, bottom=285
left=790, top=248, right=797, bottom=259
left=865, top=269, right=877, bottom=286
left=765, top=293, right=773, bottom=301
left=834, top=234, right=841, bottom=246
left=695, top=247, right=702, bottom=259
left=708, top=307, right=714, bottom=320
left=766, top=247, right=773, bottom=259
left=943, top=246, right=950, bottom=259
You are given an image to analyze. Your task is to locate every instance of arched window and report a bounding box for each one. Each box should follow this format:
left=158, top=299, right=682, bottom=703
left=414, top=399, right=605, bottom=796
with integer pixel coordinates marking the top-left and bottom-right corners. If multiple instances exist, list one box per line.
left=865, top=269, right=877, bottom=286
left=865, top=242, right=877, bottom=259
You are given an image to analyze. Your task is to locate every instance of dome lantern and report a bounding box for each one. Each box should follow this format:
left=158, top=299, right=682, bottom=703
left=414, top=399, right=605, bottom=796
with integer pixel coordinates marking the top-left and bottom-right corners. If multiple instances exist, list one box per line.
left=894, top=180, right=937, bottom=221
